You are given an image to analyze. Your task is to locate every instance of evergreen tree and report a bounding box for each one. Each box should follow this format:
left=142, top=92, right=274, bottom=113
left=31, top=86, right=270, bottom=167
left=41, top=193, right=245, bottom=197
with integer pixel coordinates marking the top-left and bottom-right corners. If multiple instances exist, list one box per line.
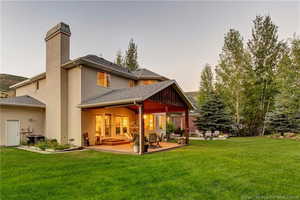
left=124, top=39, right=139, bottom=71
left=266, top=104, right=293, bottom=136
left=115, top=50, right=124, bottom=66
left=194, top=94, right=234, bottom=134
left=198, top=64, right=214, bottom=107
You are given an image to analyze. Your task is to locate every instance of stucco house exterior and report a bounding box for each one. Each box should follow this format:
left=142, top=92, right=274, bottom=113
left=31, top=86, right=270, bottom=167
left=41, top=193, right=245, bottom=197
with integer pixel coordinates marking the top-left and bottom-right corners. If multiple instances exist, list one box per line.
left=0, top=22, right=193, bottom=154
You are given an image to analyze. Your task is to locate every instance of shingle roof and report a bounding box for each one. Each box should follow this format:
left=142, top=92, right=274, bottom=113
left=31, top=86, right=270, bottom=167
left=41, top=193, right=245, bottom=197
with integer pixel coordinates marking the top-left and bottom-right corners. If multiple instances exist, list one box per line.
left=81, top=55, right=136, bottom=79
left=62, top=55, right=167, bottom=80
left=80, top=80, right=176, bottom=107
left=0, top=95, right=45, bottom=108
left=132, top=68, right=168, bottom=80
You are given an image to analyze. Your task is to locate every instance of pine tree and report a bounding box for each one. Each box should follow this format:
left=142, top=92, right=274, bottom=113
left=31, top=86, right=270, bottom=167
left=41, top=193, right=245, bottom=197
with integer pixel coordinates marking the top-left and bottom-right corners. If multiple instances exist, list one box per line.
left=266, top=104, right=293, bottom=136
left=198, top=64, right=214, bottom=107
left=124, top=39, right=139, bottom=71
left=194, top=94, right=234, bottom=134
left=115, top=50, right=124, bottom=66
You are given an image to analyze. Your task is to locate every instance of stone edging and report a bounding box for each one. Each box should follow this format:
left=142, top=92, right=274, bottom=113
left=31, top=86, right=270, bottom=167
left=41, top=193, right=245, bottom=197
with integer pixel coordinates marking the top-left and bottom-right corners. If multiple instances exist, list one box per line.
left=16, top=146, right=87, bottom=154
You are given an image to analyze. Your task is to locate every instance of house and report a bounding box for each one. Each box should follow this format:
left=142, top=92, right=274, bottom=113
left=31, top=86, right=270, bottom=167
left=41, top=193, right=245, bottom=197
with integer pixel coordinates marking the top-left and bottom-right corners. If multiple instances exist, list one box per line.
left=0, top=22, right=193, bottom=154
left=0, top=74, right=27, bottom=98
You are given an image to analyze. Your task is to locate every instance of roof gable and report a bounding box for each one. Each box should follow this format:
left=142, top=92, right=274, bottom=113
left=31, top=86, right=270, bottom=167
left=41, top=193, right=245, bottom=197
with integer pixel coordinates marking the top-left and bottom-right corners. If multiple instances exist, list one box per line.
left=132, top=68, right=167, bottom=80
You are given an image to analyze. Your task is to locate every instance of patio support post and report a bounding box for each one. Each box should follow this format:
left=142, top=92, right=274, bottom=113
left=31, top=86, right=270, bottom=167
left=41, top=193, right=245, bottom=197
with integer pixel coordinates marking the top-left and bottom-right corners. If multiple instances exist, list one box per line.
left=139, top=103, right=145, bottom=155
left=184, top=109, right=189, bottom=144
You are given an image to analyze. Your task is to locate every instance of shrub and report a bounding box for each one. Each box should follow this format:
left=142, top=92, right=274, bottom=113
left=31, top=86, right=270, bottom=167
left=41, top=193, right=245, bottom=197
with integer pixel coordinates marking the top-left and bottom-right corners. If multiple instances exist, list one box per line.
left=36, top=141, right=48, bottom=151
left=54, top=144, right=71, bottom=150
left=166, top=122, right=176, bottom=134
left=35, top=139, right=71, bottom=151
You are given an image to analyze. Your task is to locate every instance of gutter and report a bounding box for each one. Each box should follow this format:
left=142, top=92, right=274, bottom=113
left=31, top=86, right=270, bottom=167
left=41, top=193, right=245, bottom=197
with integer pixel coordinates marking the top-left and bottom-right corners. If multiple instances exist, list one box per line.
left=78, top=98, right=143, bottom=108
left=0, top=103, right=46, bottom=108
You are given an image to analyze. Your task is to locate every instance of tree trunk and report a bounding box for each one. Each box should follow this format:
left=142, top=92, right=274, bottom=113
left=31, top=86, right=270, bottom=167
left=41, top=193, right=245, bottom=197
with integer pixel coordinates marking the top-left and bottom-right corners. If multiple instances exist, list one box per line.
left=261, top=98, right=271, bottom=136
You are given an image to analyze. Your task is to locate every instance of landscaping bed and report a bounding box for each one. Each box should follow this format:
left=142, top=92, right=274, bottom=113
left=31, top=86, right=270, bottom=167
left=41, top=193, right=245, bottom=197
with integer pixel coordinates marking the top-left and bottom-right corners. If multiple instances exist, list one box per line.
left=19, top=139, right=83, bottom=154
left=267, top=132, right=300, bottom=141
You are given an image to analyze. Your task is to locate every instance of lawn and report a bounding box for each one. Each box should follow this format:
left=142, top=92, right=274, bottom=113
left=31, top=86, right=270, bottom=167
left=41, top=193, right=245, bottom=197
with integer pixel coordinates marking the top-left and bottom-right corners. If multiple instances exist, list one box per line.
left=1, top=137, right=300, bottom=200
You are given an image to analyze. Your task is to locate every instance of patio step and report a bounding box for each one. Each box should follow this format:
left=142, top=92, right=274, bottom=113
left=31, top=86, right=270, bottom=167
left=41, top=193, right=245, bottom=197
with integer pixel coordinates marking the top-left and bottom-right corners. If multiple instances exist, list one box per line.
left=101, top=138, right=131, bottom=145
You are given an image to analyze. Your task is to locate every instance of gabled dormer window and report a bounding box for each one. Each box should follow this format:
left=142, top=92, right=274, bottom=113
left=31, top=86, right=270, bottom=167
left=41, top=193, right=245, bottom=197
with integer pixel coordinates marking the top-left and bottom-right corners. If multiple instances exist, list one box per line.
left=97, top=72, right=110, bottom=87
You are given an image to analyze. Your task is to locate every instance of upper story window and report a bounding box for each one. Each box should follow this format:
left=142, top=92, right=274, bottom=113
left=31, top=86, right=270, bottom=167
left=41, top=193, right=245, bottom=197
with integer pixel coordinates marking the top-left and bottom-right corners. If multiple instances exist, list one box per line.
left=141, top=80, right=157, bottom=85
left=128, top=80, right=135, bottom=87
left=97, top=72, right=110, bottom=87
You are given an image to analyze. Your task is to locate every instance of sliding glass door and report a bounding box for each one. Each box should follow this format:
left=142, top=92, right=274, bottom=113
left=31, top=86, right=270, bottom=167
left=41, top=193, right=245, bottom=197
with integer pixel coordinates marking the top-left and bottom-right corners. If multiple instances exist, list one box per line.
left=115, top=116, right=129, bottom=136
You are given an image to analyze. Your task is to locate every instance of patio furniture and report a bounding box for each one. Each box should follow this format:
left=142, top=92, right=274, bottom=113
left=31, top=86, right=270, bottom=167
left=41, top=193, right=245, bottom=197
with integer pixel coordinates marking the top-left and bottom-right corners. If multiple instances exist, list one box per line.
left=149, top=133, right=159, bottom=148
left=177, top=137, right=186, bottom=144
left=27, top=135, right=45, bottom=145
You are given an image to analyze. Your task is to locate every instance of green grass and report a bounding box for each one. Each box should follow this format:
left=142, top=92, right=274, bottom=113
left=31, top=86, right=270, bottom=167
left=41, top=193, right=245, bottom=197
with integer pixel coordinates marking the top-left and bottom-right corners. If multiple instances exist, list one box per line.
left=1, top=137, right=300, bottom=200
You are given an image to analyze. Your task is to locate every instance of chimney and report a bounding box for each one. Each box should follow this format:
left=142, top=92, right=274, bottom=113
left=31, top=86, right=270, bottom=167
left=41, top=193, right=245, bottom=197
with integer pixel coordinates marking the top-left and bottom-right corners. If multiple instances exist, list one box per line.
left=45, top=22, right=71, bottom=70
left=44, top=22, right=71, bottom=144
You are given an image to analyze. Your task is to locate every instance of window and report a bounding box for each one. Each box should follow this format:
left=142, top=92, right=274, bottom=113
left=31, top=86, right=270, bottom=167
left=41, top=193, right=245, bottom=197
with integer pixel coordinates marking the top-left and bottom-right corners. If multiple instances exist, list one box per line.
left=158, top=115, right=166, bottom=129
left=128, top=80, right=135, bottom=87
left=97, top=72, right=110, bottom=87
left=141, top=80, right=157, bottom=85
left=115, top=116, right=129, bottom=135
left=95, top=115, right=103, bottom=136
left=144, top=114, right=154, bottom=131
left=35, top=81, right=39, bottom=90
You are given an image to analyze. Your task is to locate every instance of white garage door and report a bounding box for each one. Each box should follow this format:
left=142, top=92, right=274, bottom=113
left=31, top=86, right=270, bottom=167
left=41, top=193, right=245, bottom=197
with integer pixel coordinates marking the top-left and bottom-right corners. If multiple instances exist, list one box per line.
left=6, top=120, right=20, bottom=146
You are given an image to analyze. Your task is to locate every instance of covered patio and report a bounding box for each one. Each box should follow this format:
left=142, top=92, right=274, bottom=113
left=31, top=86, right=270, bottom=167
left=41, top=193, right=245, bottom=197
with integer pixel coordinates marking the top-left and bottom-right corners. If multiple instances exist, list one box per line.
left=80, top=80, right=194, bottom=155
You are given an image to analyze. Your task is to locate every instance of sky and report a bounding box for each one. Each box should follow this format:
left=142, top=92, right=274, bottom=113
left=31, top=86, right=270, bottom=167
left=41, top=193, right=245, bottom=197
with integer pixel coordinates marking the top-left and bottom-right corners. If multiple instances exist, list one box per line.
left=1, top=1, right=299, bottom=91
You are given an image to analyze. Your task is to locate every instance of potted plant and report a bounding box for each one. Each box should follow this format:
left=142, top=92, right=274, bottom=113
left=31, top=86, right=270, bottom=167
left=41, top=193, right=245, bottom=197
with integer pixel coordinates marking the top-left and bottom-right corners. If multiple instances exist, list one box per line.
left=166, top=122, right=176, bottom=141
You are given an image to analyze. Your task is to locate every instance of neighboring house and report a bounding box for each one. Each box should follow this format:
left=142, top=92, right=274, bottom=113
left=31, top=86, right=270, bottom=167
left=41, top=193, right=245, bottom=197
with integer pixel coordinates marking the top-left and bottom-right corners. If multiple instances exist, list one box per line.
left=0, top=74, right=27, bottom=98
left=0, top=22, right=193, bottom=153
left=169, top=91, right=200, bottom=134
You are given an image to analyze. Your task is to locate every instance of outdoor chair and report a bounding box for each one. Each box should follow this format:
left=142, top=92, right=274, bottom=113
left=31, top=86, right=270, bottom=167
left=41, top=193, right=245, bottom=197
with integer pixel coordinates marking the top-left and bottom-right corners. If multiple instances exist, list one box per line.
left=148, top=133, right=159, bottom=148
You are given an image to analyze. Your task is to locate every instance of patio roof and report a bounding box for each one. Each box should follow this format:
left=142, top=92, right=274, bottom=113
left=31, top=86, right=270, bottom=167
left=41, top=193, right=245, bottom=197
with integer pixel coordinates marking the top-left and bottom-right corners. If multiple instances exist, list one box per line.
left=0, top=95, right=45, bottom=108
left=79, top=80, right=194, bottom=110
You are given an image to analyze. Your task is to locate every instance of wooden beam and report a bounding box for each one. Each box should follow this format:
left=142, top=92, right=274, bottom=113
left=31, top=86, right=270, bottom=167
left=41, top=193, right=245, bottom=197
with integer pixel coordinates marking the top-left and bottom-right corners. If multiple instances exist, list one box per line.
left=184, top=109, right=189, bottom=144
left=139, top=104, right=145, bottom=155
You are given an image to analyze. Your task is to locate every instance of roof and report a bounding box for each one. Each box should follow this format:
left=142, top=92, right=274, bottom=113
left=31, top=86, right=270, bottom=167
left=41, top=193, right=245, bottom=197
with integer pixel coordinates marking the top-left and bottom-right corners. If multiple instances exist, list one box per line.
left=62, top=55, right=167, bottom=80
left=184, top=91, right=199, bottom=111
left=12, top=55, right=168, bottom=89
left=10, top=72, right=46, bottom=89
left=132, top=68, right=168, bottom=80
left=80, top=80, right=194, bottom=109
left=0, top=95, right=46, bottom=108
left=0, top=74, right=27, bottom=91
